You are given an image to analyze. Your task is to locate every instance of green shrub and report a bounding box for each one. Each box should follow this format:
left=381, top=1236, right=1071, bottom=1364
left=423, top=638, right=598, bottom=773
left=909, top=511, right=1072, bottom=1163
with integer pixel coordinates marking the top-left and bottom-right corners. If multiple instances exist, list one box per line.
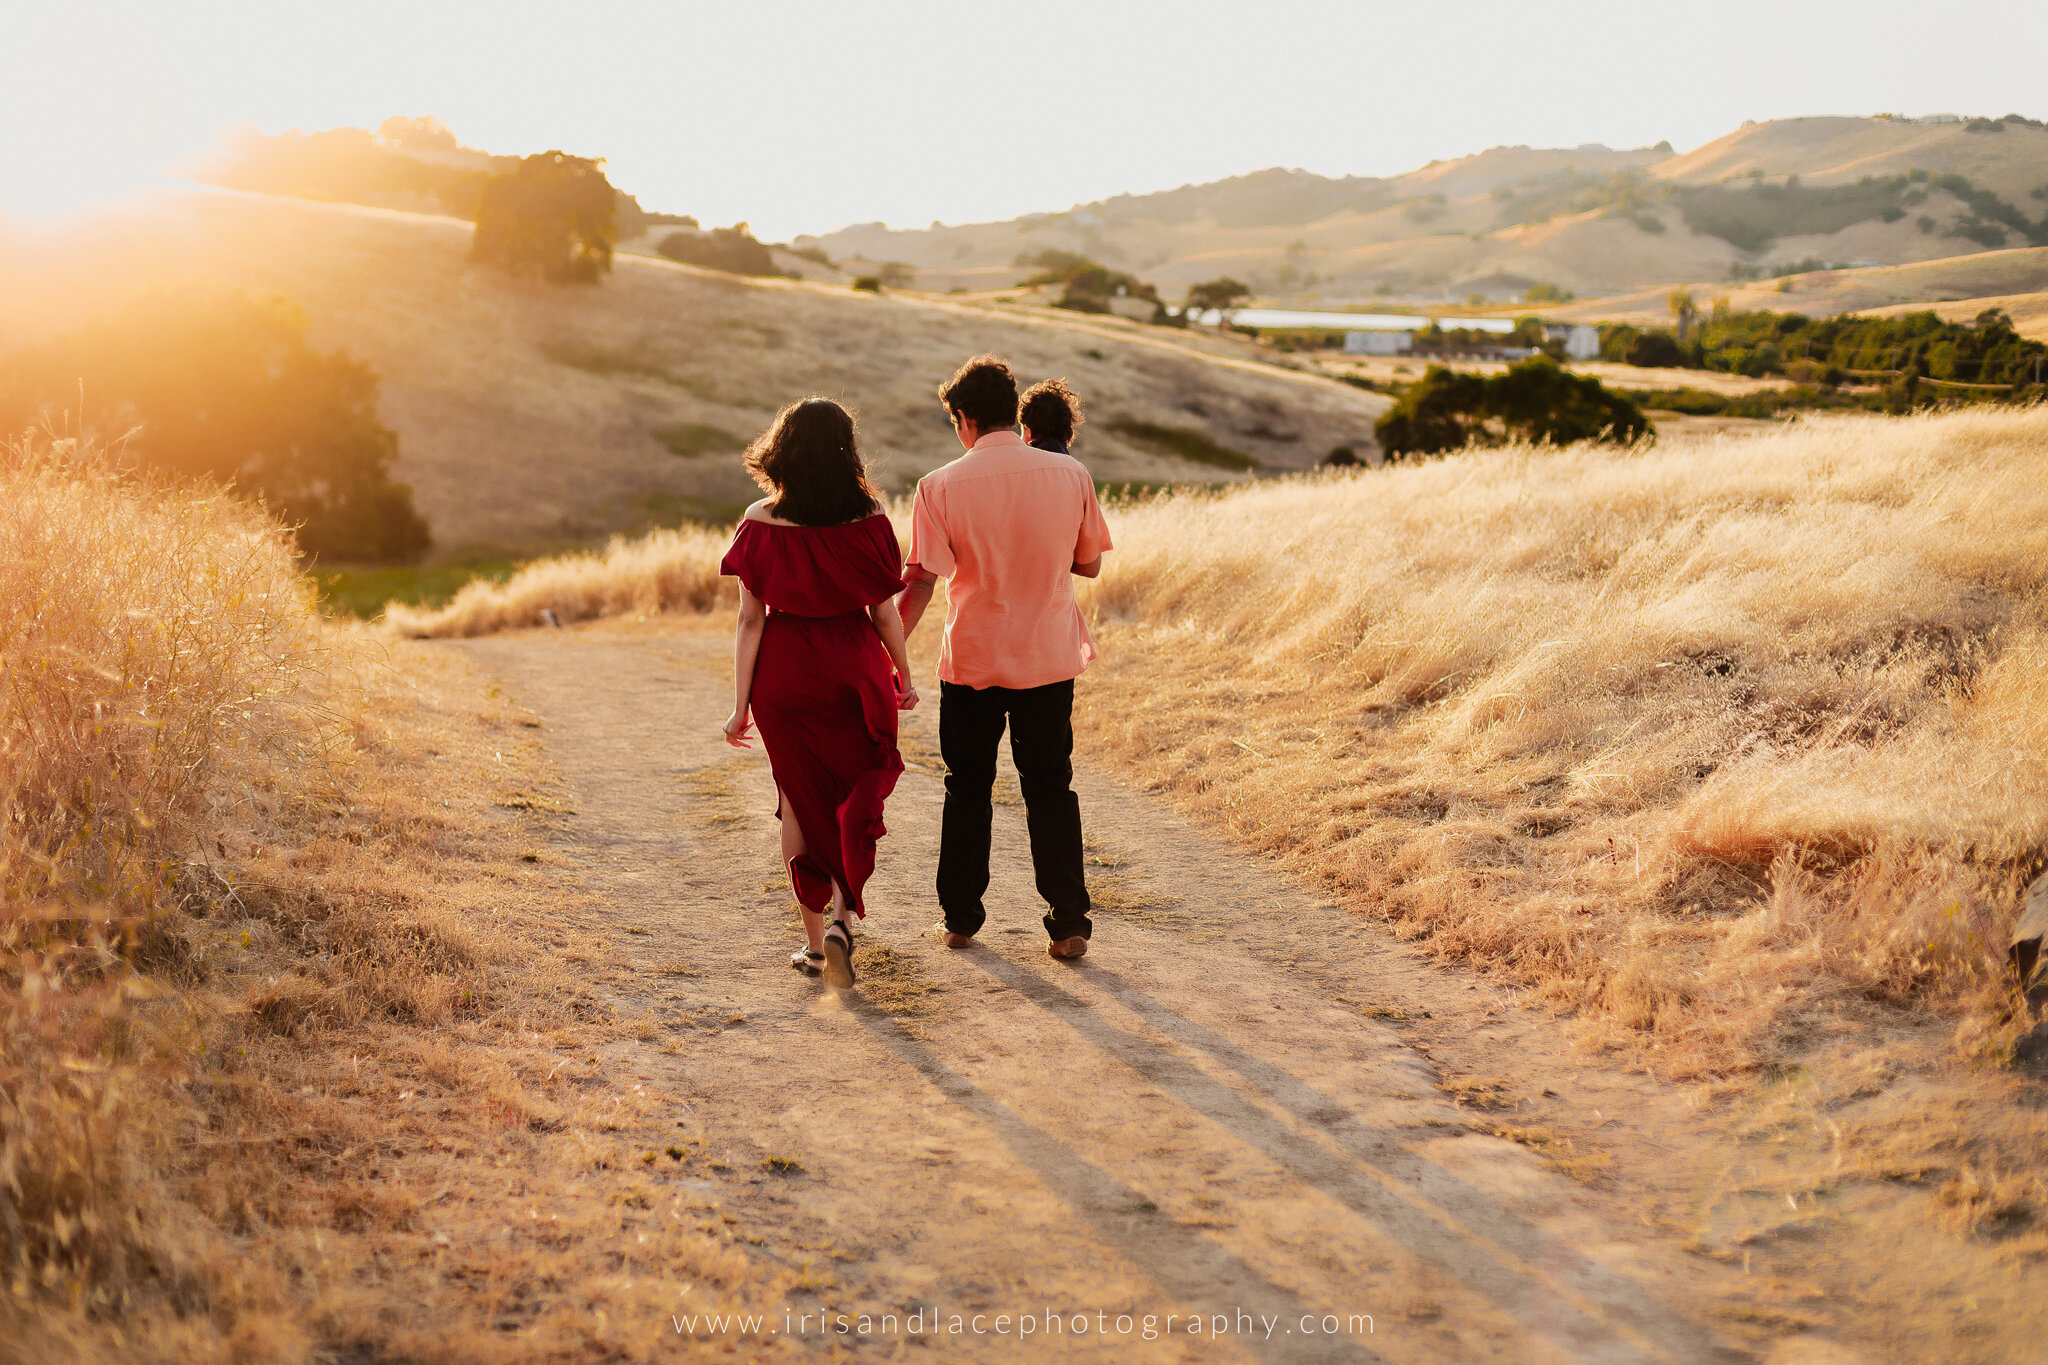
left=1375, top=357, right=1651, bottom=459
left=653, top=422, right=744, bottom=458
left=1185, top=278, right=1252, bottom=313
left=1624, top=331, right=1688, bottom=368
left=852, top=275, right=882, bottom=293
left=1674, top=174, right=1917, bottom=253
left=1103, top=419, right=1259, bottom=471
left=471, top=151, right=618, bottom=283
left=1019, top=255, right=1160, bottom=314
left=656, top=223, right=784, bottom=277
left=1632, top=387, right=1729, bottom=416
left=1694, top=306, right=2044, bottom=385
left=1951, top=219, right=2009, bottom=249
left=1014, top=248, right=1096, bottom=279
left=0, top=285, right=430, bottom=563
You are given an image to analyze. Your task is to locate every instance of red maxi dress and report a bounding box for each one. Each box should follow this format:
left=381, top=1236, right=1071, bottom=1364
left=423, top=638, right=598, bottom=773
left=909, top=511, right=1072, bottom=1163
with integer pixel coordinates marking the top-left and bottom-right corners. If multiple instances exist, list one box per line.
left=720, top=513, right=906, bottom=918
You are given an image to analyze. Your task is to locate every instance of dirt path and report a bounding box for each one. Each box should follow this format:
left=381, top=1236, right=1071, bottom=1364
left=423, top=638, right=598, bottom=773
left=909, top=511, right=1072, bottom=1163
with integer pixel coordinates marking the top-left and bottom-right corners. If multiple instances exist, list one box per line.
left=455, top=628, right=1752, bottom=1363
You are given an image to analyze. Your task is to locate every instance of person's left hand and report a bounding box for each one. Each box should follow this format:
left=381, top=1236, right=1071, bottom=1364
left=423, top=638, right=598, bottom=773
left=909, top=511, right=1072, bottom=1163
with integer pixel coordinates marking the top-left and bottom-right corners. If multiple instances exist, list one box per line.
left=723, top=708, right=755, bottom=748
left=896, top=683, right=920, bottom=712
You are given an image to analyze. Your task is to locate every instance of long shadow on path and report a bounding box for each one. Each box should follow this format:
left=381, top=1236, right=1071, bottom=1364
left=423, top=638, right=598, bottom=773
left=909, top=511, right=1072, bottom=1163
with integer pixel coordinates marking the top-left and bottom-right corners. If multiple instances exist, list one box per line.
left=843, top=994, right=1387, bottom=1365
left=959, top=951, right=1739, bottom=1365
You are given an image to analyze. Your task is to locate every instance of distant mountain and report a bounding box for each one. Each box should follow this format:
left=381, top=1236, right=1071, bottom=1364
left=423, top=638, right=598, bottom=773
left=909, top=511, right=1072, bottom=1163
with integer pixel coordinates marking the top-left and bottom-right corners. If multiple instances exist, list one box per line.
left=803, top=115, right=2048, bottom=305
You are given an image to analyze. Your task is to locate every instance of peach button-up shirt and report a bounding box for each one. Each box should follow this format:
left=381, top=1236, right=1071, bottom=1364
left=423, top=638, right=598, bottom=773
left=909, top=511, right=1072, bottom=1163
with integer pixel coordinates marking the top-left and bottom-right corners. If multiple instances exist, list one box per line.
left=906, top=430, right=1113, bottom=690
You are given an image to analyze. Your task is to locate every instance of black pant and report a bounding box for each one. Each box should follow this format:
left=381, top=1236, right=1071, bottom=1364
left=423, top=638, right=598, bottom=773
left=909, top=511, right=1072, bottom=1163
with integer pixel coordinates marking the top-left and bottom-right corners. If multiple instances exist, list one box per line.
left=937, top=679, right=1092, bottom=942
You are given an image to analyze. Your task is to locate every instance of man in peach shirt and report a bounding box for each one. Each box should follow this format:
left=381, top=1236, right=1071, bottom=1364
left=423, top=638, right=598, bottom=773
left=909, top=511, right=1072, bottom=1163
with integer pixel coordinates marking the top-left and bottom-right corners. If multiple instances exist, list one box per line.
left=898, top=356, right=1112, bottom=960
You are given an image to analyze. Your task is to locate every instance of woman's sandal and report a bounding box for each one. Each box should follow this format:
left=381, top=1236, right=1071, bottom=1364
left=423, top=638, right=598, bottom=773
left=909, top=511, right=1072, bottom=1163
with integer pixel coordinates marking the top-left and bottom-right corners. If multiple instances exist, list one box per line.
left=789, top=947, right=824, bottom=977
left=821, top=919, right=856, bottom=989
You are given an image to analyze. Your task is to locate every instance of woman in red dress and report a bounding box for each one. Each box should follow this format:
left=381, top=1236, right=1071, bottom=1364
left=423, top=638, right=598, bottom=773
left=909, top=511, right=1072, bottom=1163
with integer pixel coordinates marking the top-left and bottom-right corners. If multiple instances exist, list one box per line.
left=720, top=398, right=918, bottom=988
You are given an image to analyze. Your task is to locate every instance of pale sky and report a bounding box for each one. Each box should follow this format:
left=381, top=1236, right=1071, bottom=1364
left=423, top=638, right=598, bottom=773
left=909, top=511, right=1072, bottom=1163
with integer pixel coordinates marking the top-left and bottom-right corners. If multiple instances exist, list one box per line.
left=7, top=1, right=2047, bottom=239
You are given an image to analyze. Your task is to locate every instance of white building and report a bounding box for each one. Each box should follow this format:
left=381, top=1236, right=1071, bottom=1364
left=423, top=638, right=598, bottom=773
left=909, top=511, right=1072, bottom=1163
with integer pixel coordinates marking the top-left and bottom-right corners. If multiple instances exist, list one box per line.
left=1548, top=323, right=1600, bottom=361
left=1344, top=331, right=1409, bottom=356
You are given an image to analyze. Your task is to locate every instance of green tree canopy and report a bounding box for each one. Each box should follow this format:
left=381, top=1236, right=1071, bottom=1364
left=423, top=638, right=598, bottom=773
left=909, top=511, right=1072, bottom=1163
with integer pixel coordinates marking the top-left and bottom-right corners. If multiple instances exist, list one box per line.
left=656, top=223, right=784, bottom=277
left=1599, top=306, right=2047, bottom=383
left=471, top=151, right=618, bottom=283
left=0, top=286, right=431, bottom=563
left=376, top=115, right=459, bottom=152
left=1186, top=277, right=1252, bottom=313
left=1375, top=357, right=1652, bottom=459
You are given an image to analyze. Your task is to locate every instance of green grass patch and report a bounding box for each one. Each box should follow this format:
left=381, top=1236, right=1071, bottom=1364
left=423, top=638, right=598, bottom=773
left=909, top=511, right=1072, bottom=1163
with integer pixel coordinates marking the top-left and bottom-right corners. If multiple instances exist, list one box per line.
left=541, top=340, right=720, bottom=400
left=1093, top=478, right=1226, bottom=504
left=1103, top=418, right=1259, bottom=471
left=311, top=561, right=516, bottom=619
left=653, top=421, right=746, bottom=458
left=1631, top=385, right=1886, bottom=420
left=1632, top=387, right=1738, bottom=416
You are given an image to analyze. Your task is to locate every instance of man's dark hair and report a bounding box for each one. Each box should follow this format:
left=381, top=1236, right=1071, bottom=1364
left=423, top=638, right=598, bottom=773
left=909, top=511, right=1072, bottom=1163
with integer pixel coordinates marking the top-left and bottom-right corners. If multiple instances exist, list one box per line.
left=938, top=354, right=1019, bottom=429
left=1019, top=378, right=1083, bottom=445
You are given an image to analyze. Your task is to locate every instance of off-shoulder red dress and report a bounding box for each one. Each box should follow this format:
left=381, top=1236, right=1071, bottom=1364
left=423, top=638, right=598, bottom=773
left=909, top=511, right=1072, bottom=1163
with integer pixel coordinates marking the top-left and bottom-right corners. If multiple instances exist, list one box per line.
left=720, top=512, right=906, bottom=918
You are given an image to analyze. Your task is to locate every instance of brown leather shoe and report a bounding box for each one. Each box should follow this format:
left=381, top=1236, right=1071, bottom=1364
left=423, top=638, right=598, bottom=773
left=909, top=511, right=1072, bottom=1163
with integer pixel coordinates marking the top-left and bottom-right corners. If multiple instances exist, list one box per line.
left=1047, top=935, right=1089, bottom=960
left=934, top=922, right=975, bottom=949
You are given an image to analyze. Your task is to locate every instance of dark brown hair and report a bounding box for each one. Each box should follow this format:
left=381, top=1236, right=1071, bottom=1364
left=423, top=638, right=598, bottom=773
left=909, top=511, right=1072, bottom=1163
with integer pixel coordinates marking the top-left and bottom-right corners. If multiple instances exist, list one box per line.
left=743, top=397, right=880, bottom=526
left=938, top=353, right=1019, bottom=429
left=1019, top=378, right=1083, bottom=445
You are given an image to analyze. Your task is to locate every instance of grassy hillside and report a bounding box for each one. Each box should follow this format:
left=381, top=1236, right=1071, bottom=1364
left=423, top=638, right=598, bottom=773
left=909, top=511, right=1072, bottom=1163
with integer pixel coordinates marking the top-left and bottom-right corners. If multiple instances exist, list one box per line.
left=807, top=115, right=2048, bottom=305
left=0, top=192, right=1384, bottom=561
left=1557, top=245, right=2048, bottom=332
left=1657, top=114, right=2048, bottom=203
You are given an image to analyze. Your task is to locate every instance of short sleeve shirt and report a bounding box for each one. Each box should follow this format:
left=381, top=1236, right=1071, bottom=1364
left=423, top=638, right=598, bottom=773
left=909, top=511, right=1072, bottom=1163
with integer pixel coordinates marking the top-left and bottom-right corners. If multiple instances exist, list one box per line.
left=907, top=431, right=1112, bottom=690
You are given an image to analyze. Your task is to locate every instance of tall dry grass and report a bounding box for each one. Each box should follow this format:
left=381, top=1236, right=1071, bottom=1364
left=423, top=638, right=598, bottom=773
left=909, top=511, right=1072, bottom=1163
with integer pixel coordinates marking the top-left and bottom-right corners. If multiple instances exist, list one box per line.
left=412, top=407, right=2048, bottom=1072
left=1077, top=406, right=2048, bottom=1071
left=1, top=436, right=328, bottom=1333
left=3, top=438, right=786, bottom=1362
left=386, top=524, right=733, bottom=636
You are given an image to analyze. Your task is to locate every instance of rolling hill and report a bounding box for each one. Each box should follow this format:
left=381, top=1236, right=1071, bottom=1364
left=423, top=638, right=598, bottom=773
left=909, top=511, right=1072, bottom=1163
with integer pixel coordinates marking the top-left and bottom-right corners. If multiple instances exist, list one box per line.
left=1548, top=244, right=2048, bottom=334
left=0, top=191, right=1385, bottom=561
left=806, top=115, right=2048, bottom=305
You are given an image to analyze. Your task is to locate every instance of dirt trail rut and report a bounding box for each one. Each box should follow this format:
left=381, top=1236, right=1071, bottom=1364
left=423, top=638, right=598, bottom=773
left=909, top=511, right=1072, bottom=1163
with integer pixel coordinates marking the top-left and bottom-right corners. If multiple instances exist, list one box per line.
left=456, top=629, right=1746, bottom=1363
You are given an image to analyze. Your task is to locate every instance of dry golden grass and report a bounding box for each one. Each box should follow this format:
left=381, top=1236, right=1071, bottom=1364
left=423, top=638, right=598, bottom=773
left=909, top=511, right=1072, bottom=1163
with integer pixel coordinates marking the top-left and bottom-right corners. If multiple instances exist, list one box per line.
left=1076, top=405, right=2048, bottom=1073
left=1, top=436, right=327, bottom=1350
left=2, top=437, right=785, bottom=1362
left=386, top=523, right=731, bottom=636
left=417, top=407, right=2048, bottom=1076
